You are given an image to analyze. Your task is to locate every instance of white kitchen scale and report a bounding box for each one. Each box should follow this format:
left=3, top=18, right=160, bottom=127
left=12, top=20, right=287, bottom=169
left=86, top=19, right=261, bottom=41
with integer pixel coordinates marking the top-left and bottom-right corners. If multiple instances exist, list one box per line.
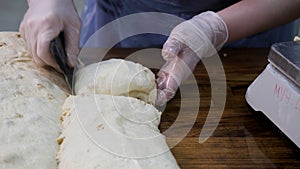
left=246, top=41, right=300, bottom=148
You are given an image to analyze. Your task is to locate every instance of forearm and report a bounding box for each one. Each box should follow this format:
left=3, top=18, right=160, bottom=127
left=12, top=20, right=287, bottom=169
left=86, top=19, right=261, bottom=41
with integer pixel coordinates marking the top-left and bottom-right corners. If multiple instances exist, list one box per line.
left=218, top=0, right=300, bottom=43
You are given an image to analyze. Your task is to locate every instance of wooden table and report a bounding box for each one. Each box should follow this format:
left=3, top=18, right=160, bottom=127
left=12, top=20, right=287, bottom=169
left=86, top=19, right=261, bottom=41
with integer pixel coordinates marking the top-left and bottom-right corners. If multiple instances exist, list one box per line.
left=106, top=48, right=300, bottom=168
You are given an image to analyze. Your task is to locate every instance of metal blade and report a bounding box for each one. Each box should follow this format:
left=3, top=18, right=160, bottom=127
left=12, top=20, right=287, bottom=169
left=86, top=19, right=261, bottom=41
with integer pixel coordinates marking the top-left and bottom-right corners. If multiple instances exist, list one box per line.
left=50, top=32, right=75, bottom=93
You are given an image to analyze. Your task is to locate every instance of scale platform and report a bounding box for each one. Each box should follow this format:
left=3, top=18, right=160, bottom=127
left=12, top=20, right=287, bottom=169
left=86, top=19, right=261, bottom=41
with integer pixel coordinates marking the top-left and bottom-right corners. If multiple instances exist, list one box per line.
left=246, top=41, right=300, bottom=148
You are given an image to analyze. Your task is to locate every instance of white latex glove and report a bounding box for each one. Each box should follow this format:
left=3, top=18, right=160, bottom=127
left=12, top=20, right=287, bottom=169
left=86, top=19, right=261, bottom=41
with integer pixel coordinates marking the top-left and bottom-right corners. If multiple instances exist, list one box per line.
left=20, top=0, right=81, bottom=70
left=156, top=11, right=228, bottom=106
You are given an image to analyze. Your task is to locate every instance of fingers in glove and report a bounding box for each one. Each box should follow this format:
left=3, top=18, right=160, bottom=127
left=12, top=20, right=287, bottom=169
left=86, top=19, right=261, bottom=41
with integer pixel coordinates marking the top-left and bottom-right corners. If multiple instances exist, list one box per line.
left=37, top=15, right=63, bottom=70
left=37, top=30, right=62, bottom=71
left=31, top=35, right=45, bottom=66
left=20, top=20, right=46, bottom=66
left=180, top=47, right=200, bottom=72
left=156, top=47, right=199, bottom=105
left=156, top=56, right=184, bottom=105
left=162, top=37, right=185, bottom=61
left=64, top=18, right=81, bottom=67
left=20, top=12, right=63, bottom=71
left=156, top=70, right=178, bottom=106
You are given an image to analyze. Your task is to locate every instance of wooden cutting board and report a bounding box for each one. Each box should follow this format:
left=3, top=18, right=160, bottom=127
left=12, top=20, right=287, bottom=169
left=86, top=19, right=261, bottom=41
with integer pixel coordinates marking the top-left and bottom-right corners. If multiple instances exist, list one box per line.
left=106, top=48, right=300, bottom=168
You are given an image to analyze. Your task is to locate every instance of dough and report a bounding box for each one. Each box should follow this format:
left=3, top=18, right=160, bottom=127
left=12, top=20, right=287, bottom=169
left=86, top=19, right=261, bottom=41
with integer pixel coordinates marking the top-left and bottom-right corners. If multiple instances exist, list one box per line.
left=57, top=95, right=180, bottom=169
left=0, top=32, right=68, bottom=169
left=74, top=59, right=156, bottom=104
left=0, top=32, right=179, bottom=169
left=60, top=60, right=180, bottom=169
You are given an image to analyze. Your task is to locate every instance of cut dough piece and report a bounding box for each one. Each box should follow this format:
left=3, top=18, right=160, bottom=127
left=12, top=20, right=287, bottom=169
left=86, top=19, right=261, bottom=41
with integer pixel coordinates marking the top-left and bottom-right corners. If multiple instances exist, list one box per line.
left=57, top=94, right=180, bottom=169
left=0, top=32, right=68, bottom=169
left=74, top=59, right=156, bottom=104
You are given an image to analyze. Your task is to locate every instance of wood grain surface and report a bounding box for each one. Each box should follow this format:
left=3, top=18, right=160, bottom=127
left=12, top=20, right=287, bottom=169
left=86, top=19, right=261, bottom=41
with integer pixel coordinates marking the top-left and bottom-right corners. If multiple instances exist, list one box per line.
left=105, top=48, right=300, bottom=169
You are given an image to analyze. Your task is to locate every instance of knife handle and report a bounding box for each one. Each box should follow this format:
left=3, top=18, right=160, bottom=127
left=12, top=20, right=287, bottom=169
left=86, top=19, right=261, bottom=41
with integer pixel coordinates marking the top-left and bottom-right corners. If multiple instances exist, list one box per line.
left=50, top=32, right=73, bottom=76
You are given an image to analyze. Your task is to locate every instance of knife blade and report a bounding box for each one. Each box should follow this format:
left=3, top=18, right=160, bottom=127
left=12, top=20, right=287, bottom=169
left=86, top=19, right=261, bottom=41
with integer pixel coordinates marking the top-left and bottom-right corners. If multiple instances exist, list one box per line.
left=50, top=32, right=74, bottom=93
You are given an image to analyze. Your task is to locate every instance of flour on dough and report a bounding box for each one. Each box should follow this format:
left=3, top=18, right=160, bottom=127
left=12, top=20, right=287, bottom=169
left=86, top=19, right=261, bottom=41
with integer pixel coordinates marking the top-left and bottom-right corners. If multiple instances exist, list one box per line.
left=0, top=32, right=68, bottom=169
left=57, top=94, right=180, bottom=169
left=74, top=59, right=157, bottom=104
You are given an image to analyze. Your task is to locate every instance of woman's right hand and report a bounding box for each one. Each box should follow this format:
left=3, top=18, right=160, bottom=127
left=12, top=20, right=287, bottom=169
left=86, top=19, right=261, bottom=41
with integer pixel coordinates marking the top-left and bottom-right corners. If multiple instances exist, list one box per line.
left=20, top=0, right=81, bottom=70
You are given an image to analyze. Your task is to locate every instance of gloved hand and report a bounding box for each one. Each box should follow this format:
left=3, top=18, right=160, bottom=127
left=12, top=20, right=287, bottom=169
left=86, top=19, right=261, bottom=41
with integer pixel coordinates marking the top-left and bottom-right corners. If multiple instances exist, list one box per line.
left=20, top=0, right=81, bottom=70
left=156, top=11, right=228, bottom=106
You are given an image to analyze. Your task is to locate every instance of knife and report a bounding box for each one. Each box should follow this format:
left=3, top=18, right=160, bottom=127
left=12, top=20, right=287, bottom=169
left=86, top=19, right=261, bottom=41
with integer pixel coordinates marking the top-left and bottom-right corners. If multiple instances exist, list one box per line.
left=50, top=32, right=74, bottom=93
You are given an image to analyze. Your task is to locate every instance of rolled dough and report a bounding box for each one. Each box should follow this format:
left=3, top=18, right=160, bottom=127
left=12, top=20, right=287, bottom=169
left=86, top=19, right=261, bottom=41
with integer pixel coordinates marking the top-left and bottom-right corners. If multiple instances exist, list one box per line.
left=74, top=59, right=157, bottom=105
left=59, top=59, right=180, bottom=168
left=0, top=32, right=68, bottom=169
left=57, top=94, right=180, bottom=169
left=0, top=32, right=179, bottom=169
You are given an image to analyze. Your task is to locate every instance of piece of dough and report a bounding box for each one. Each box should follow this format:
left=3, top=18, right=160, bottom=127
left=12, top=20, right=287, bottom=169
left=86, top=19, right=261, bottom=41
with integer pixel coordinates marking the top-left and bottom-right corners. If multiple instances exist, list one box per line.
left=57, top=94, right=180, bottom=169
left=0, top=32, right=179, bottom=169
left=0, top=32, right=68, bottom=169
left=74, top=59, right=156, bottom=104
